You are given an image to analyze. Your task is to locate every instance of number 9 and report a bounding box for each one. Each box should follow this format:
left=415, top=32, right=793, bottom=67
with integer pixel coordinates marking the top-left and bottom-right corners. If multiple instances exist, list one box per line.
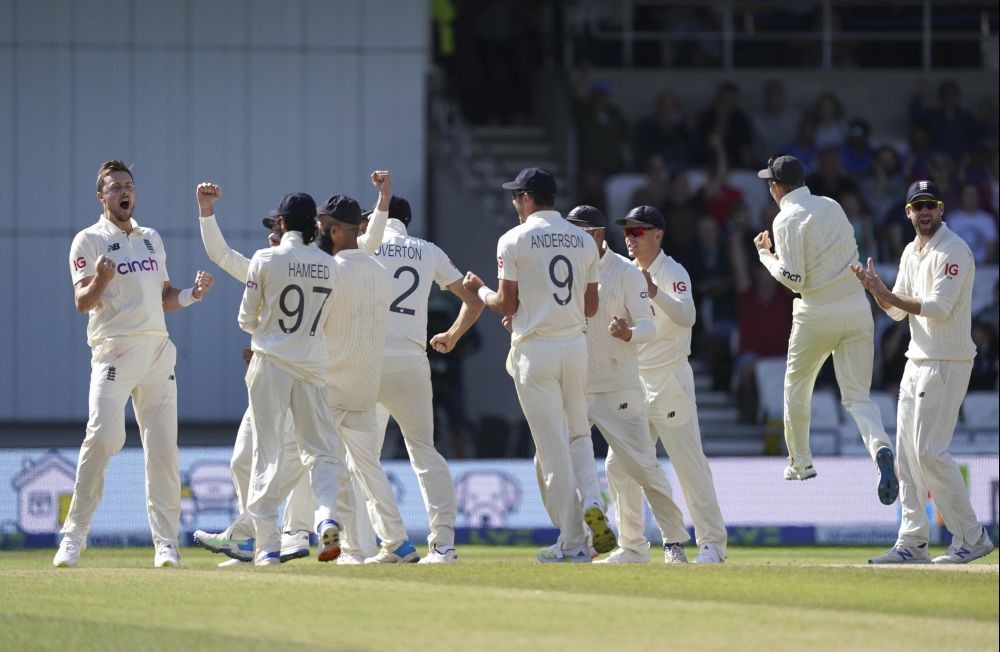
left=549, top=255, right=573, bottom=305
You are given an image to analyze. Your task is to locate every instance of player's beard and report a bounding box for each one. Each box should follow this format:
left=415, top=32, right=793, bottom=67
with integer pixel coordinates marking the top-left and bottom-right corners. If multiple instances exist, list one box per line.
left=316, top=228, right=334, bottom=255
left=106, top=197, right=134, bottom=224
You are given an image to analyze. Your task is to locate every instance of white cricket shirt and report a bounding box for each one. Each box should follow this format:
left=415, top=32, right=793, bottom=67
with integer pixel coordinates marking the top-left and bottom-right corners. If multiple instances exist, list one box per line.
left=324, top=249, right=391, bottom=411
left=238, top=232, right=334, bottom=386
left=586, top=248, right=655, bottom=393
left=199, top=214, right=251, bottom=282
left=634, top=251, right=696, bottom=372
left=497, top=210, right=600, bottom=345
left=69, top=215, right=170, bottom=347
left=366, top=219, right=463, bottom=357
left=884, top=224, right=977, bottom=362
left=759, top=186, right=864, bottom=306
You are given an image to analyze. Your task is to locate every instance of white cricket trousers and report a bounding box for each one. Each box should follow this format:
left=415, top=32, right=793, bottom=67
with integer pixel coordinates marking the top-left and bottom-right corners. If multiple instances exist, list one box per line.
left=636, top=361, right=727, bottom=555
left=373, top=355, right=457, bottom=548
left=595, top=389, right=689, bottom=549
left=896, top=359, right=983, bottom=547
left=784, top=296, right=890, bottom=466
left=511, top=333, right=590, bottom=551
left=245, top=355, right=343, bottom=555
left=62, top=336, right=180, bottom=547
left=336, top=407, right=409, bottom=551
left=226, top=407, right=317, bottom=539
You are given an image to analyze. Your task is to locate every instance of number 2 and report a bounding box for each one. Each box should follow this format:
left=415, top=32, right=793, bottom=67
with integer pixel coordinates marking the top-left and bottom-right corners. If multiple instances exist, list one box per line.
left=390, top=266, right=419, bottom=315
left=549, top=255, right=573, bottom=305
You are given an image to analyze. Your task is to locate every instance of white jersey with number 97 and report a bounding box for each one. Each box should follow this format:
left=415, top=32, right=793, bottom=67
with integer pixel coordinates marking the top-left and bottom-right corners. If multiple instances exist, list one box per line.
left=497, top=210, right=599, bottom=344
left=369, top=220, right=463, bottom=357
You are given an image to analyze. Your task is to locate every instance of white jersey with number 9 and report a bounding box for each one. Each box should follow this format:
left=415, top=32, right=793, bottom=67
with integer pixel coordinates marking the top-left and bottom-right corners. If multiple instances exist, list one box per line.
left=497, top=210, right=599, bottom=344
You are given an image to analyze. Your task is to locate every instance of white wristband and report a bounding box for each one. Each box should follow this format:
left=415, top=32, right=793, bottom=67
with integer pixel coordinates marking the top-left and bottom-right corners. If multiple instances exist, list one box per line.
left=477, top=285, right=495, bottom=303
left=178, top=287, right=201, bottom=307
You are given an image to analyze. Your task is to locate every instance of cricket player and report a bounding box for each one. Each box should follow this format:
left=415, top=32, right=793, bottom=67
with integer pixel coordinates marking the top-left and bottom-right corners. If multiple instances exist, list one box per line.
left=755, top=155, right=898, bottom=505
left=55, top=160, right=215, bottom=568
left=859, top=181, right=995, bottom=565
left=619, top=205, right=727, bottom=564
left=315, top=179, right=421, bottom=564
left=355, top=194, right=485, bottom=564
left=238, top=192, right=344, bottom=565
left=562, top=206, right=692, bottom=564
left=464, top=167, right=611, bottom=563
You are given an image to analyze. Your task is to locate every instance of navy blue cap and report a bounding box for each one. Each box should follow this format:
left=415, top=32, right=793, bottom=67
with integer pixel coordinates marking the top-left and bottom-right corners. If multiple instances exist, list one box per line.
left=502, top=167, right=557, bottom=196
left=389, top=196, right=412, bottom=226
left=317, top=195, right=363, bottom=225
left=757, top=155, right=805, bottom=186
left=614, top=205, right=665, bottom=230
left=906, top=180, right=941, bottom=203
left=567, top=205, right=607, bottom=229
left=263, top=192, right=316, bottom=228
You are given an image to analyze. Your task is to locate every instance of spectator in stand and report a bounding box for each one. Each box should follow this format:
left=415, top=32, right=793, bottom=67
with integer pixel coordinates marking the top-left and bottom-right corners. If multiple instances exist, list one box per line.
left=696, top=136, right=745, bottom=227
left=862, top=144, right=909, bottom=233
left=696, top=81, right=756, bottom=170
left=753, top=79, right=801, bottom=166
left=781, top=113, right=820, bottom=175
left=902, top=123, right=936, bottom=182
left=961, top=141, right=1000, bottom=216
left=572, top=73, right=631, bottom=211
left=630, top=153, right=670, bottom=211
left=969, top=320, right=998, bottom=391
left=841, top=191, right=879, bottom=264
left=909, top=79, right=982, bottom=165
left=806, top=146, right=860, bottom=201
left=973, top=280, right=998, bottom=334
left=946, top=182, right=999, bottom=264
left=633, top=89, right=701, bottom=172
left=927, top=152, right=961, bottom=206
left=661, top=169, right=702, bottom=218
left=690, top=213, right=737, bottom=392
left=839, top=118, right=875, bottom=176
left=813, top=92, right=848, bottom=149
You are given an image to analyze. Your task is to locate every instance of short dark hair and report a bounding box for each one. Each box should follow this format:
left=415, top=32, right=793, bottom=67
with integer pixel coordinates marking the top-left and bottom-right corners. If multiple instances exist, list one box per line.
left=527, top=192, right=555, bottom=208
left=282, top=213, right=318, bottom=245
left=96, top=160, right=133, bottom=192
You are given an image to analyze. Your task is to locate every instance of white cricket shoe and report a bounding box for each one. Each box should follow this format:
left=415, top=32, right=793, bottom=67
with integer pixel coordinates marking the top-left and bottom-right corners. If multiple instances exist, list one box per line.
left=663, top=542, right=688, bottom=564
left=279, top=530, right=310, bottom=563
left=365, top=539, right=420, bottom=564
left=255, top=550, right=281, bottom=566
left=53, top=536, right=84, bottom=568
left=317, top=520, right=341, bottom=563
left=932, top=528, right=995, bottom=564
left=418, top=545, right=458, bottom=564
left=335, top=551, right=366, bottom=565
left=868, top=543, right=931, bottom=564
left=692, top=543, right=725, bottom=564
left=595, top=545, right=650, bottom=564
left=536, top=543, right=591, bottom=564
left=217, top=558, right=249, bottom=568
left=154, top=542, right=180, bottom=568
left=583, top=502, right=617, bottom=554
left=784, top=463, right=818, bottom=481
left=192, top=530, right=254, bottom=562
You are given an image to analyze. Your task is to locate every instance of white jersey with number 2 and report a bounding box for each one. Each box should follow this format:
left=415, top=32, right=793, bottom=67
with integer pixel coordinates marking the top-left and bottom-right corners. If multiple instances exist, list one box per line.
left=497, top=210, right=599, bottom=345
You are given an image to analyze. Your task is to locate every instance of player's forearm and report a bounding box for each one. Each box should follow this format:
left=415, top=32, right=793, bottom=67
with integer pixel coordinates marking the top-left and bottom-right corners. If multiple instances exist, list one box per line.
left=446, top=300, right=485, bottom=343
left=650, top=291, right=695, bottom=328
left=162, top=286, right=183, bottom=312
left=74, top=278, right=110, bottom=313
left=874, top=288, right=922, bottom=316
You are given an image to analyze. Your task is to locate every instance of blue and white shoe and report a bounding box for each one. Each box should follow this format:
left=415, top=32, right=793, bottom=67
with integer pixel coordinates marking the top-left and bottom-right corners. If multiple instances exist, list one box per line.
left=279, top=530, right=310, bottom=563
left=932, top=528, right=996, bottom=564
left=364, top=539, right=420, bottom=564
left=869, top=543, right=931, bottom=564
left=875, top=447, right=899, bottom=505
left=255, top=550, right=282, bottom=567
left=193, top=530, right=255, bottom=562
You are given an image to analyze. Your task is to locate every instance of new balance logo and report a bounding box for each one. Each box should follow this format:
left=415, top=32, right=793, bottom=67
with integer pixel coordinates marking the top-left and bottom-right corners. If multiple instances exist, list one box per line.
left=954, top=547, right=970, bottom=558
left=107, top=243, right=120, bottom=252
left=106, top=366, right=117, bottom=381
left=898, top=548, right=914, bottom=560
left=667, top=411, right=676, bottom=418
left=618, top=402, right=628, bottom=410
left=168, top=374, right=175, bottom=381
left=144, top=238, right=155, bottom=253
left=919, top=392, right=925, bottom=398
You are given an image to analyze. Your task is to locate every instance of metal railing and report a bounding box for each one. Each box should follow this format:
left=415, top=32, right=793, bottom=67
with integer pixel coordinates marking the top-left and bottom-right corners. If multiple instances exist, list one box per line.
left=568, top=0, right=997, bottom=70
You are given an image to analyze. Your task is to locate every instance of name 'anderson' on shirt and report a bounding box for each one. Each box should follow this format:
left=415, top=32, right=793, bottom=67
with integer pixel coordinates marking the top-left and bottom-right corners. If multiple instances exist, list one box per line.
left=530, top=233, right=586, bottom=249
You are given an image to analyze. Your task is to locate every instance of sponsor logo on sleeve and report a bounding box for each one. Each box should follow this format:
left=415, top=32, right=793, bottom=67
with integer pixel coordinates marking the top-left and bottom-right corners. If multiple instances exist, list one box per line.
left=73, top=257, right=87, bottom=271
left=672, top=281, right=687, bottom=293
left=780, top=267, right=802, bottom=283
left=944, top=263, right=959, bottom=278
left=497, top=255, right=504, bottom=270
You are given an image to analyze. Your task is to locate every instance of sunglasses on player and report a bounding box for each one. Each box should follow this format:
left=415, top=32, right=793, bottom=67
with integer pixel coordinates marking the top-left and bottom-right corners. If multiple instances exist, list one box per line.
left=906, top=199, right=943, bottom=212
left=623, top=227, right=650, bottom=238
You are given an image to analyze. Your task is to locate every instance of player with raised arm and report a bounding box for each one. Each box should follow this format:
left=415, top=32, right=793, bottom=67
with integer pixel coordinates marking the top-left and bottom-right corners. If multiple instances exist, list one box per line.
left=464, top=167, right=611, bottom=563
left=238, top=192, right=344, bottom=565
left=350, top=193, right=484, bottom=564
left=859, top=181, right=995, bottom=565
left=55, top=160, right=215, bottom=568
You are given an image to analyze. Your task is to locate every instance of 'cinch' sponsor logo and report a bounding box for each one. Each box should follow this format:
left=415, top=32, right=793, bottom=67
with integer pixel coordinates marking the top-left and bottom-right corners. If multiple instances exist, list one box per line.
left=780, top=267, right=801, bottom=283
left=117, top=257, right=159, bottom=275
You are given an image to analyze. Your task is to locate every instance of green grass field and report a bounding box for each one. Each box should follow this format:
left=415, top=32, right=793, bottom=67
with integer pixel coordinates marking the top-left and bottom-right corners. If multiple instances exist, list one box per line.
left=1, top=546, right=996, bottom=651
